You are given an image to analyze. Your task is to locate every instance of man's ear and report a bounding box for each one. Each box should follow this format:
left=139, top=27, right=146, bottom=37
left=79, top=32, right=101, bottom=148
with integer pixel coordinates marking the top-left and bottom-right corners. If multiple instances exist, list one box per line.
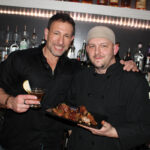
left=71, top=36, right=75, bottom=44
left=114, top=44, right=119, bottom=56
left=86, top=45, right=89, bottom=54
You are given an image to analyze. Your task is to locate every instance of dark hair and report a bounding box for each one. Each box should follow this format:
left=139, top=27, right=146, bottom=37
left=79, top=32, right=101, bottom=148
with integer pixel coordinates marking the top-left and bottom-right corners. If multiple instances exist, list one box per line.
left=47, top=13, right=75, bottom=36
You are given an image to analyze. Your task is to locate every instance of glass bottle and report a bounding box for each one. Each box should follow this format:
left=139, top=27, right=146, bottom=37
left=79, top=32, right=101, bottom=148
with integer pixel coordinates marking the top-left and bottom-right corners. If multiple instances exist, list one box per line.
left=124, top=48, right=132, bottom=61
left=81, top=0, right=93, bottom=4
left=41, top=36, right=46, bottom=45
left=70, top=0, right=80, bottom=2
left=134, top=42, right=144, bottom=72
left=20, top=25, right=30, bottom=50
left=144, top=44, right=150, bottom=85
left=121, top=0, right=131, bottom=7
left=77, top=40, right=87, bottom=62
left=77, top=49, right=81, bottom=61
left=115, top=42, right=121, bottom=59
left=30, top=27, right=38, bottom=48
left=135, top=0, right=146, bottom=10
left=144, top=44, right=150, bottom=73
left=56, top=0, right=70, bottom=1
left=97, top=0, right=108, bottom=5
left=1, top=25, right=11, bottom=61
left=10, top=26, right=19, bottom=53
left=109, top=0, right=119, bottom=6
left=67, top=44, right=76, bottom=59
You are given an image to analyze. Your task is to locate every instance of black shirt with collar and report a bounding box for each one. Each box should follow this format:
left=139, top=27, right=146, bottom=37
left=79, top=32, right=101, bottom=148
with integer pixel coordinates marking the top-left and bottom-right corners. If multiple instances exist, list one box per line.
left=0, top=46, right=81, bottom=150
left=68, top=62, right=150, bottom=150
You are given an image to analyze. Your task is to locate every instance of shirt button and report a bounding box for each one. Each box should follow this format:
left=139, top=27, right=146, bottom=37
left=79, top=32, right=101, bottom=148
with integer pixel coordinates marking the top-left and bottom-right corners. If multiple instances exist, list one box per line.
left=79, top=135, right=82, bottom=139
left=91, top=141, right=95, bottom=145
left=88, top=93, right=93, bottom=97
left=101, top=95, right=104, bottom=99
left=107, top=75, right=110, bottom=79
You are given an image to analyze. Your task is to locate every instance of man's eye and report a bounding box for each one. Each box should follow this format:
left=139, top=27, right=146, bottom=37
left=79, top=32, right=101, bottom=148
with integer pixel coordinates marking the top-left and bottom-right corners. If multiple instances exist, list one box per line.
left=101, top=44, right=108, bottom=48
left=65, top=35, right=70, bottom=38
left=54, top=32, right=59, bottom=35
left=88, top=45, right=95, bottom=49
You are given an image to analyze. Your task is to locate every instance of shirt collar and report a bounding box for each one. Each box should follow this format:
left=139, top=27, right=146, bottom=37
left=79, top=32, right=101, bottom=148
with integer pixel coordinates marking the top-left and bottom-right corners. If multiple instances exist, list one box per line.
left=40, top=47, right=69, bottom=73
left=90, top=60, right=122, bottom=77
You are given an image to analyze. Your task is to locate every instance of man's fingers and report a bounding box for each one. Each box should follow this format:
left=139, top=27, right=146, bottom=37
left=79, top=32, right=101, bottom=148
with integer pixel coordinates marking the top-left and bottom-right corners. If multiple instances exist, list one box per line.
left=24, top=99, right=40, bottom=105
left=120, top=60, right=125, bottom=65
left=20, top=94, right=37, bottom=100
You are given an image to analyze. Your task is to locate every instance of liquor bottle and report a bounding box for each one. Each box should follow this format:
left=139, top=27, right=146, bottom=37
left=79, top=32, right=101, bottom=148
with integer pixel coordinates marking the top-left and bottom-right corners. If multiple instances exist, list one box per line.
left=135, top=0, right=146, bottom=10
left=77, top=40, right=87, bottom=61
left=1, top=25, right=11, bottom=61
left=41, top=36, right=46, bottom=45
left=109, top=0, right=119, bottom=6
left=20, top=25, right=30, bottom=50
left=77, top=49, right=81, bottom=61
left=134, top=42, right=144, bottom=72
left=144, top=44, right=150, bottom=73
left=97, top=0, right=108, bottom=5
left=121, top=0, right=131, bottom=7
left=30, top=27, right=38, bottom=48
left=56, top=0, right=70, bottom=1
left=115, top=42, right=121, bottom=59
left=81, top=0, right=93, bottom=4
left=124, top=48, right=132, bottom=61
left=0, top=41, right=2, bottom=62
left=70, top=0, right=80, bottom=2
left=67, top=44, right=76, bottom=59
left=10, top=26, right=19, bottom=53
left=144, top=44, right=150, bottom=85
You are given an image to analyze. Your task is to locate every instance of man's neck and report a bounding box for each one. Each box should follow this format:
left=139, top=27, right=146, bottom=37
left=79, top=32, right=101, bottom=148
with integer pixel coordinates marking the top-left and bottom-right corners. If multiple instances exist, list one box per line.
left=95, top=59, right=116, bottom=74
left=43, top=47, right=59, bottom=71
left=95, top=68, right=107, bottom=74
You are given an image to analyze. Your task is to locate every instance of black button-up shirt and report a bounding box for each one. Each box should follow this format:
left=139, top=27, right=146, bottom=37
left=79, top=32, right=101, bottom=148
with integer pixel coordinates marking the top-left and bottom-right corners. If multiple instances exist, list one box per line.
left=68, top=62, right=150, bottom=150
left=0, top=46, right=80, bottom=150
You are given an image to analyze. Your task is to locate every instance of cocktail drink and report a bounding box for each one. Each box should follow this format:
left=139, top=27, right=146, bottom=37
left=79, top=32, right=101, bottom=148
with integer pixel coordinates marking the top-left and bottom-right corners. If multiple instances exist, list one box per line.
left=28, top=88, right=45, bottom=108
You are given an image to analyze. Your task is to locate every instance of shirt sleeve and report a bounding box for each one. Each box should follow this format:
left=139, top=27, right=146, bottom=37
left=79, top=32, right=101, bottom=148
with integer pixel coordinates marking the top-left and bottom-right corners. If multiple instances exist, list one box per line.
left=0, top=52, right=24, bottom=96
left=116, top=74, right=150, bottom=150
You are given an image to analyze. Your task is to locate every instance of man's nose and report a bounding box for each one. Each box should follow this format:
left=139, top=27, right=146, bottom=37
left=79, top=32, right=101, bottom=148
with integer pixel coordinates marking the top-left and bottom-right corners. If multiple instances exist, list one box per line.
left=95, top=46, right=101, bottom=55
left=58, top=35, right=64, bottom=45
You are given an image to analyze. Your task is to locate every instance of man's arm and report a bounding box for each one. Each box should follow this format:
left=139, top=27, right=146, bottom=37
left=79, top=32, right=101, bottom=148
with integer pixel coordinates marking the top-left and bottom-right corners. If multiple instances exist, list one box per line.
left=0, top=88, right=39, bottom=113
left=0, top=88, right=11, bottom=108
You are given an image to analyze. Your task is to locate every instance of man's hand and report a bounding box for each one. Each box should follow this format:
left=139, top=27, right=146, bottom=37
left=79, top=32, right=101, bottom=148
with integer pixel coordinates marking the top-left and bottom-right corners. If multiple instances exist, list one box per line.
left=120, top=60, right=139, bottom=72
left=78, top=120, right=118, bottom=138
left=6, top=94, right=39, bottom=113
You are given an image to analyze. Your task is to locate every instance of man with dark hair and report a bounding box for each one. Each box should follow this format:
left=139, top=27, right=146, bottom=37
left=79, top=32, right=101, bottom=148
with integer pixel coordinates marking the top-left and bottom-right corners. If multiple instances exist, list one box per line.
left=0, top=13, right=76, bottom=150
left=47, top=13, right=75, bottom=36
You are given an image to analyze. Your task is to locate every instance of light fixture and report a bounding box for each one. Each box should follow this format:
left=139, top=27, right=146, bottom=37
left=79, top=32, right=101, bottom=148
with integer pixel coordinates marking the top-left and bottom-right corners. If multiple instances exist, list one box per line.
left=0, top=6, right=150, bottom=30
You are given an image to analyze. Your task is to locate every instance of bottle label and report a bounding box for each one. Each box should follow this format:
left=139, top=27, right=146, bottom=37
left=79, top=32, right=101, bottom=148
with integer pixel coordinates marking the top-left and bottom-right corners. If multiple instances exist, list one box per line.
left=10, top=43, right=19, bottom=53
left=20, top=40, right=28, bottom=50
left=110, top=0, right=118, bottom=3
left=82, top=0, right=93, bottom=3
left=121, top=0, right=131, bottom=7
left=98, top=0, right=105, bottom=3
left=136, top=0, right=146, bottom=9
left=97, top=0, right=106, bottom=4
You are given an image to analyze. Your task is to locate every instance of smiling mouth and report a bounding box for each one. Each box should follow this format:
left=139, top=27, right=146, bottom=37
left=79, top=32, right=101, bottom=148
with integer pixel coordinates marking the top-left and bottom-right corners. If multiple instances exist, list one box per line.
left=95, top=56, right=103, bottom=60
left=55, top=46, right=64, bottom=51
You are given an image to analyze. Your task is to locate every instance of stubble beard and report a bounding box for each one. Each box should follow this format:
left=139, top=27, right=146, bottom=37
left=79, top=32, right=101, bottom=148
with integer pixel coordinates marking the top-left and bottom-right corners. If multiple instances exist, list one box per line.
left=49, top=47, right=66, bottom=57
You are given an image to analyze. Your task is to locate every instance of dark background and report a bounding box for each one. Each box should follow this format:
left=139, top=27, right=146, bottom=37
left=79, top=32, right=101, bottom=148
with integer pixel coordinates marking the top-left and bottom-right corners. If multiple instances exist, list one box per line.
left=0, top=0, right=150, bottom=59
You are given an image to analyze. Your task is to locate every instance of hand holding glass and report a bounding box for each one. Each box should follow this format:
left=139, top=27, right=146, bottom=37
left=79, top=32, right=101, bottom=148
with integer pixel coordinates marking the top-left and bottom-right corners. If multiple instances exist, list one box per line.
left=28, top=88, right=45, bottom=108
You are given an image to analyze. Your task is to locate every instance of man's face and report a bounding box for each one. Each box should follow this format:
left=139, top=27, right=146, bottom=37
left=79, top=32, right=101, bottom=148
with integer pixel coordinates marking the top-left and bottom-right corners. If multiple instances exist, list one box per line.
left=87, top=38, right=118, bottom=74
left=44, top=20, right=74, bottom=57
